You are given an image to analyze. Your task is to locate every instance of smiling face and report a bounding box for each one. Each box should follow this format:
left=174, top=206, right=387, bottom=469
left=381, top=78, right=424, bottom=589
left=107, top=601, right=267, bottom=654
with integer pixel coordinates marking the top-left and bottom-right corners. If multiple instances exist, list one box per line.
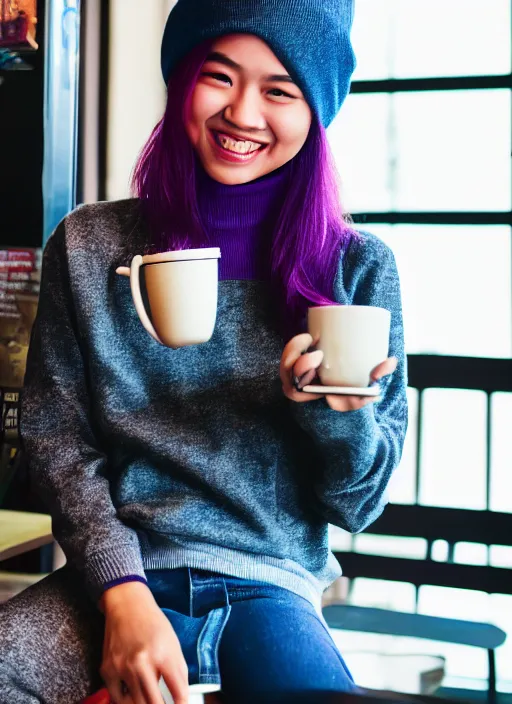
left=184, top=34, right=313, bottom=185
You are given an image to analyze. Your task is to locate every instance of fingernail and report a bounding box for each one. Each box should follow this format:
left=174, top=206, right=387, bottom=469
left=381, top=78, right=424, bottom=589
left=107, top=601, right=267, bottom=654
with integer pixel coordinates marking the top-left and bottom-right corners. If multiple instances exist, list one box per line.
left=308, top=350, right=323, bottom=365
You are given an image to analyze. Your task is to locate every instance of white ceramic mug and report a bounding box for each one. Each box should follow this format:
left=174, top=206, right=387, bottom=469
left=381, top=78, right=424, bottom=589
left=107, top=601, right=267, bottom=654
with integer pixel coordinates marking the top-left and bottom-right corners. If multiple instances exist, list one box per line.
left=308, top=305, right=391, bottom=388
left=116, top=248, right=221, bottom=348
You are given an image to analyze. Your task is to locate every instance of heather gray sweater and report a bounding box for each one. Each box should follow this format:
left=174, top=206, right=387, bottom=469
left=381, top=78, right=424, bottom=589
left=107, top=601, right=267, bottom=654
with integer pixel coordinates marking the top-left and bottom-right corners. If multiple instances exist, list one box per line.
left=20, top=199, right=408, bottom=608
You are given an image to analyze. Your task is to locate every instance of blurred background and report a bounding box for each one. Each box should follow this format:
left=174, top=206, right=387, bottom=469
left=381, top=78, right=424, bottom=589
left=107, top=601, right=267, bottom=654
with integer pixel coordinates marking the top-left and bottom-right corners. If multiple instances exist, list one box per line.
left=0, top=0, right=511, bottom=700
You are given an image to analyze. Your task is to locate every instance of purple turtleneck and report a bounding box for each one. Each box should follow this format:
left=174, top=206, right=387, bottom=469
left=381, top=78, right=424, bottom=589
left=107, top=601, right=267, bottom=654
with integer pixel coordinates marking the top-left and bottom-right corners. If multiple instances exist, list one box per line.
left=196, top=164, right=289, bottom=281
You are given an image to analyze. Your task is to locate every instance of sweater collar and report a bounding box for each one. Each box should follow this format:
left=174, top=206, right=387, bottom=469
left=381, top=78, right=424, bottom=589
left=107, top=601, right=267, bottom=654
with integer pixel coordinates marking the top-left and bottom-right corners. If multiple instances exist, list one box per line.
left=196, top=162, right=290, bottom=232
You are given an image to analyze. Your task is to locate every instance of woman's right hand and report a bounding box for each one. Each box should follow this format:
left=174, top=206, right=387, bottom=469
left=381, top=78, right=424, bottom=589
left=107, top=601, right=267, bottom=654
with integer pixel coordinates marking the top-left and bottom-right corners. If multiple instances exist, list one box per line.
left=99, top=581, right=189, bottom=704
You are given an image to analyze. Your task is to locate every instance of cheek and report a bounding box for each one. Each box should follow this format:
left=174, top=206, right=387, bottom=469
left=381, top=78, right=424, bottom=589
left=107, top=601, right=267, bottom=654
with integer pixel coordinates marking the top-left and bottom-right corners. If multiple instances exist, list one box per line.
left=186, top=85, right=226, bottom=145
left=271, top=109, right=312, bottom=154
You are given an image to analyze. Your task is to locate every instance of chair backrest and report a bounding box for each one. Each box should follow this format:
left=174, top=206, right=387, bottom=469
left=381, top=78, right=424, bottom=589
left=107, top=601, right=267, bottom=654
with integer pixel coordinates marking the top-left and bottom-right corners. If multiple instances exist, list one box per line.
left=335, top=504, right=512, bottom=595
left=333, top=354, right=512, bottom=597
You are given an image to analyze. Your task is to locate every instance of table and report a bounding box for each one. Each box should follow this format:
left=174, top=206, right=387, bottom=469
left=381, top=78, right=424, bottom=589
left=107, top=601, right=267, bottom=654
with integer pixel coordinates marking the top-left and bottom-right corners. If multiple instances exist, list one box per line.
left=0, top=509, right=53, bottom=562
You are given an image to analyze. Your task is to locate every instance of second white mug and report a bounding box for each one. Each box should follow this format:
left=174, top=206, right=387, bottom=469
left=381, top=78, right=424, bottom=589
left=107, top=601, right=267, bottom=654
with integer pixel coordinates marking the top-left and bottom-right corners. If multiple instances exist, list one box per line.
left=308, top=304, right=391, bottom=388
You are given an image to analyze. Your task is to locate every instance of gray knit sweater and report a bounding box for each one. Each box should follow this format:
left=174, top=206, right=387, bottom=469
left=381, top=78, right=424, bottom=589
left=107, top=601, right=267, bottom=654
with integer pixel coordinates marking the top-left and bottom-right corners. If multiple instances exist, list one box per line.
left=20, top=199, right=408, bottom=608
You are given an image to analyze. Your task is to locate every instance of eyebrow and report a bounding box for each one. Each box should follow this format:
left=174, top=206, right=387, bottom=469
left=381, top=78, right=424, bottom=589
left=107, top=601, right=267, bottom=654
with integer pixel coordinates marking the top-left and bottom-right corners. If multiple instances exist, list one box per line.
left=205, top=52, right=297, bottom=84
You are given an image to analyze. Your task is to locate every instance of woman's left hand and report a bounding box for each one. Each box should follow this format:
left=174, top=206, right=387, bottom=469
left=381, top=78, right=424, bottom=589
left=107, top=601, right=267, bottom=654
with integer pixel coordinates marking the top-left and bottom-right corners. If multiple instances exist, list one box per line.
left=280, top=333, right=398, bottom=412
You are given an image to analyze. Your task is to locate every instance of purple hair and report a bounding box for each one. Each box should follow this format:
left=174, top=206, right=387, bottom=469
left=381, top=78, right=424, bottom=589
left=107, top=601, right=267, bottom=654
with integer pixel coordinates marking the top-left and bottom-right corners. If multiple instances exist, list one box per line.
left=131, top=40, right=360, bottom=335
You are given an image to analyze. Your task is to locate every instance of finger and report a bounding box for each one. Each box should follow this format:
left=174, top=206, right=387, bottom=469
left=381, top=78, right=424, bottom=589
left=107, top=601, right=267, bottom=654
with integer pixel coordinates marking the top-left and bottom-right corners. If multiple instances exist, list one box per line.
left=139, top=670, right=174, bottom=704
left=100, top=664, right=126, bottom=704
left=105, top=679, right=132, bottom=704
left=280, top=335, right=323, bottom=402
left=128, top=681, right=144, bottom=704
left=120, top=670, right=147, bottom=704
left=283, top=382, right=324, bottom=403
left=295, top=368, right=317, bottom=390
left=159, top=661, right=189, bottom=704
left=280, top=333, right=314, bottom=382
left=370, top=356, right=398, bottom=382
left=292, top=349, right=323, bottom=380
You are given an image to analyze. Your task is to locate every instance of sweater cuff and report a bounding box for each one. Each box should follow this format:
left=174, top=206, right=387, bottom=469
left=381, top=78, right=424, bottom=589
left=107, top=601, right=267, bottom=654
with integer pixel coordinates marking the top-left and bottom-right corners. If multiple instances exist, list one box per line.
left=102, top=575, right=148, bottom=592
left=293, top=399, right=376, bottom=443
left=83, top=543, right=146, bottom=602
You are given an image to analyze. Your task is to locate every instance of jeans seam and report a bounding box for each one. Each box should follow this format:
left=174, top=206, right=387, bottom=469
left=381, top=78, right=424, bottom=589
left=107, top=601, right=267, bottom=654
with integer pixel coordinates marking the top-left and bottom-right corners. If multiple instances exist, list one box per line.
left=222, top=576, right=230, bottom=607
left=316, top=611, right=357, bottom=686
left=188, top=567, right=193, bottom=617
left=213, top=604, right=230, bottom=686
left=197, top=605, right=231, bottom=683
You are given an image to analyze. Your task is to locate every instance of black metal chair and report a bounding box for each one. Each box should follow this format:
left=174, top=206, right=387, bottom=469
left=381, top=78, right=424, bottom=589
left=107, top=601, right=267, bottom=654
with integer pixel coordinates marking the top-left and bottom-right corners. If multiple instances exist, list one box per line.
left=323, top=355, right=512, bottom=704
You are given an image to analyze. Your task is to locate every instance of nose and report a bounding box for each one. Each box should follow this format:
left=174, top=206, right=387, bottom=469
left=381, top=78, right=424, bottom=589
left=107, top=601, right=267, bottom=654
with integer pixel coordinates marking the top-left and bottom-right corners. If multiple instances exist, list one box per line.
left=223, top=85, right=267, bottom=133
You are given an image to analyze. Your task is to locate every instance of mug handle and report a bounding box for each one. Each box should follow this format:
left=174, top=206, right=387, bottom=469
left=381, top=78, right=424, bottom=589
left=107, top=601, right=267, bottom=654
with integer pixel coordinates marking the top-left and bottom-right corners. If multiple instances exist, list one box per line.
left=126, top=255, right=165, bottom=346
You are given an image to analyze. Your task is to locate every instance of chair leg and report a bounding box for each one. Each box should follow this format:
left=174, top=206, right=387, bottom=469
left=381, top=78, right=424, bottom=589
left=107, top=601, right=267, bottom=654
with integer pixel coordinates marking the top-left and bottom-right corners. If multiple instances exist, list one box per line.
left=488, top=649, right=497, bottom=704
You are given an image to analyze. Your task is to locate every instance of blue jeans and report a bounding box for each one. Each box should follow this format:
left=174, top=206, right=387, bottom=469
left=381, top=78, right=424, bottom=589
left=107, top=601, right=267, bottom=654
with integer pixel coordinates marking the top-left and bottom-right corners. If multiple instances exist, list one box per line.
left=146, top=568, right=357, bottom=703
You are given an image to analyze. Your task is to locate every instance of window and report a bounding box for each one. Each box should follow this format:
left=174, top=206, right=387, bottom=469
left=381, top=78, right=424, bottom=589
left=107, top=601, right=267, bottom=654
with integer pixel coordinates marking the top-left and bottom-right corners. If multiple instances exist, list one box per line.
left=351, top=0, right=511, bottom=80
left=327, top=1, right=512, bottom=692
left=332, top=91, right=511, bottom=213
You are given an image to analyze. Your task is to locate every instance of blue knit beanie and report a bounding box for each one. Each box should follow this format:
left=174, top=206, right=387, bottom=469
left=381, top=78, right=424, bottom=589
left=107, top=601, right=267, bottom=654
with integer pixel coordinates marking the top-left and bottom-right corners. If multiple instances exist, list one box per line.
left=161, top=0, right=356, bottom=127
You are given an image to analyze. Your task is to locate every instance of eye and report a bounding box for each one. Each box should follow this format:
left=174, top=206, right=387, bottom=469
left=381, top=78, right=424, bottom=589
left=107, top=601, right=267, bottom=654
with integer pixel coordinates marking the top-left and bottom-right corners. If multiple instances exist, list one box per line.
left=201, top=72, right=232, bottom=86
left=268, top=88, right=296, bottom=100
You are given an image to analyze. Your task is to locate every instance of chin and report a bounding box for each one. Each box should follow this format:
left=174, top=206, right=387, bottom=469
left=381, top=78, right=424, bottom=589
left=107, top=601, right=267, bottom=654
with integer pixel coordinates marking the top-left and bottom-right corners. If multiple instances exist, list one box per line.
left=202, top=161, right=275, bottom=186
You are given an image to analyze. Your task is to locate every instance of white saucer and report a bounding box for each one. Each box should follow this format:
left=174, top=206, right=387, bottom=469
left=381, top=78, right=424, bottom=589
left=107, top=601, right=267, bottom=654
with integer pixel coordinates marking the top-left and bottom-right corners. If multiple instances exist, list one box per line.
left=301, top=384, right=381, bottom=396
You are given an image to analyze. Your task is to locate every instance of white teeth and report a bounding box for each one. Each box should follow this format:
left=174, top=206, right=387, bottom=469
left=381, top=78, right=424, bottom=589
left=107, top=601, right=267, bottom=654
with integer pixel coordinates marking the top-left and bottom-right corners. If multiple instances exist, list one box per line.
left=217, top=134, right=261, bottom=154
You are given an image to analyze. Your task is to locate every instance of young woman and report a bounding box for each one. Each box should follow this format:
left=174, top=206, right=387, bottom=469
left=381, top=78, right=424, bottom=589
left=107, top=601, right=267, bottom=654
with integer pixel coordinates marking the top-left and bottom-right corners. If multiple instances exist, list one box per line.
left=0, top=1, right=408, bottom=703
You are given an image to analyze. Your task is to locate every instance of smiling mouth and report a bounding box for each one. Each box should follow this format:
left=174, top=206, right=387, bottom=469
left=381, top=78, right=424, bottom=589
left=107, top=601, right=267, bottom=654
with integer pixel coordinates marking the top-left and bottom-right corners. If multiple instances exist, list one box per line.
left=211, top=130, right=267, bottom=155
